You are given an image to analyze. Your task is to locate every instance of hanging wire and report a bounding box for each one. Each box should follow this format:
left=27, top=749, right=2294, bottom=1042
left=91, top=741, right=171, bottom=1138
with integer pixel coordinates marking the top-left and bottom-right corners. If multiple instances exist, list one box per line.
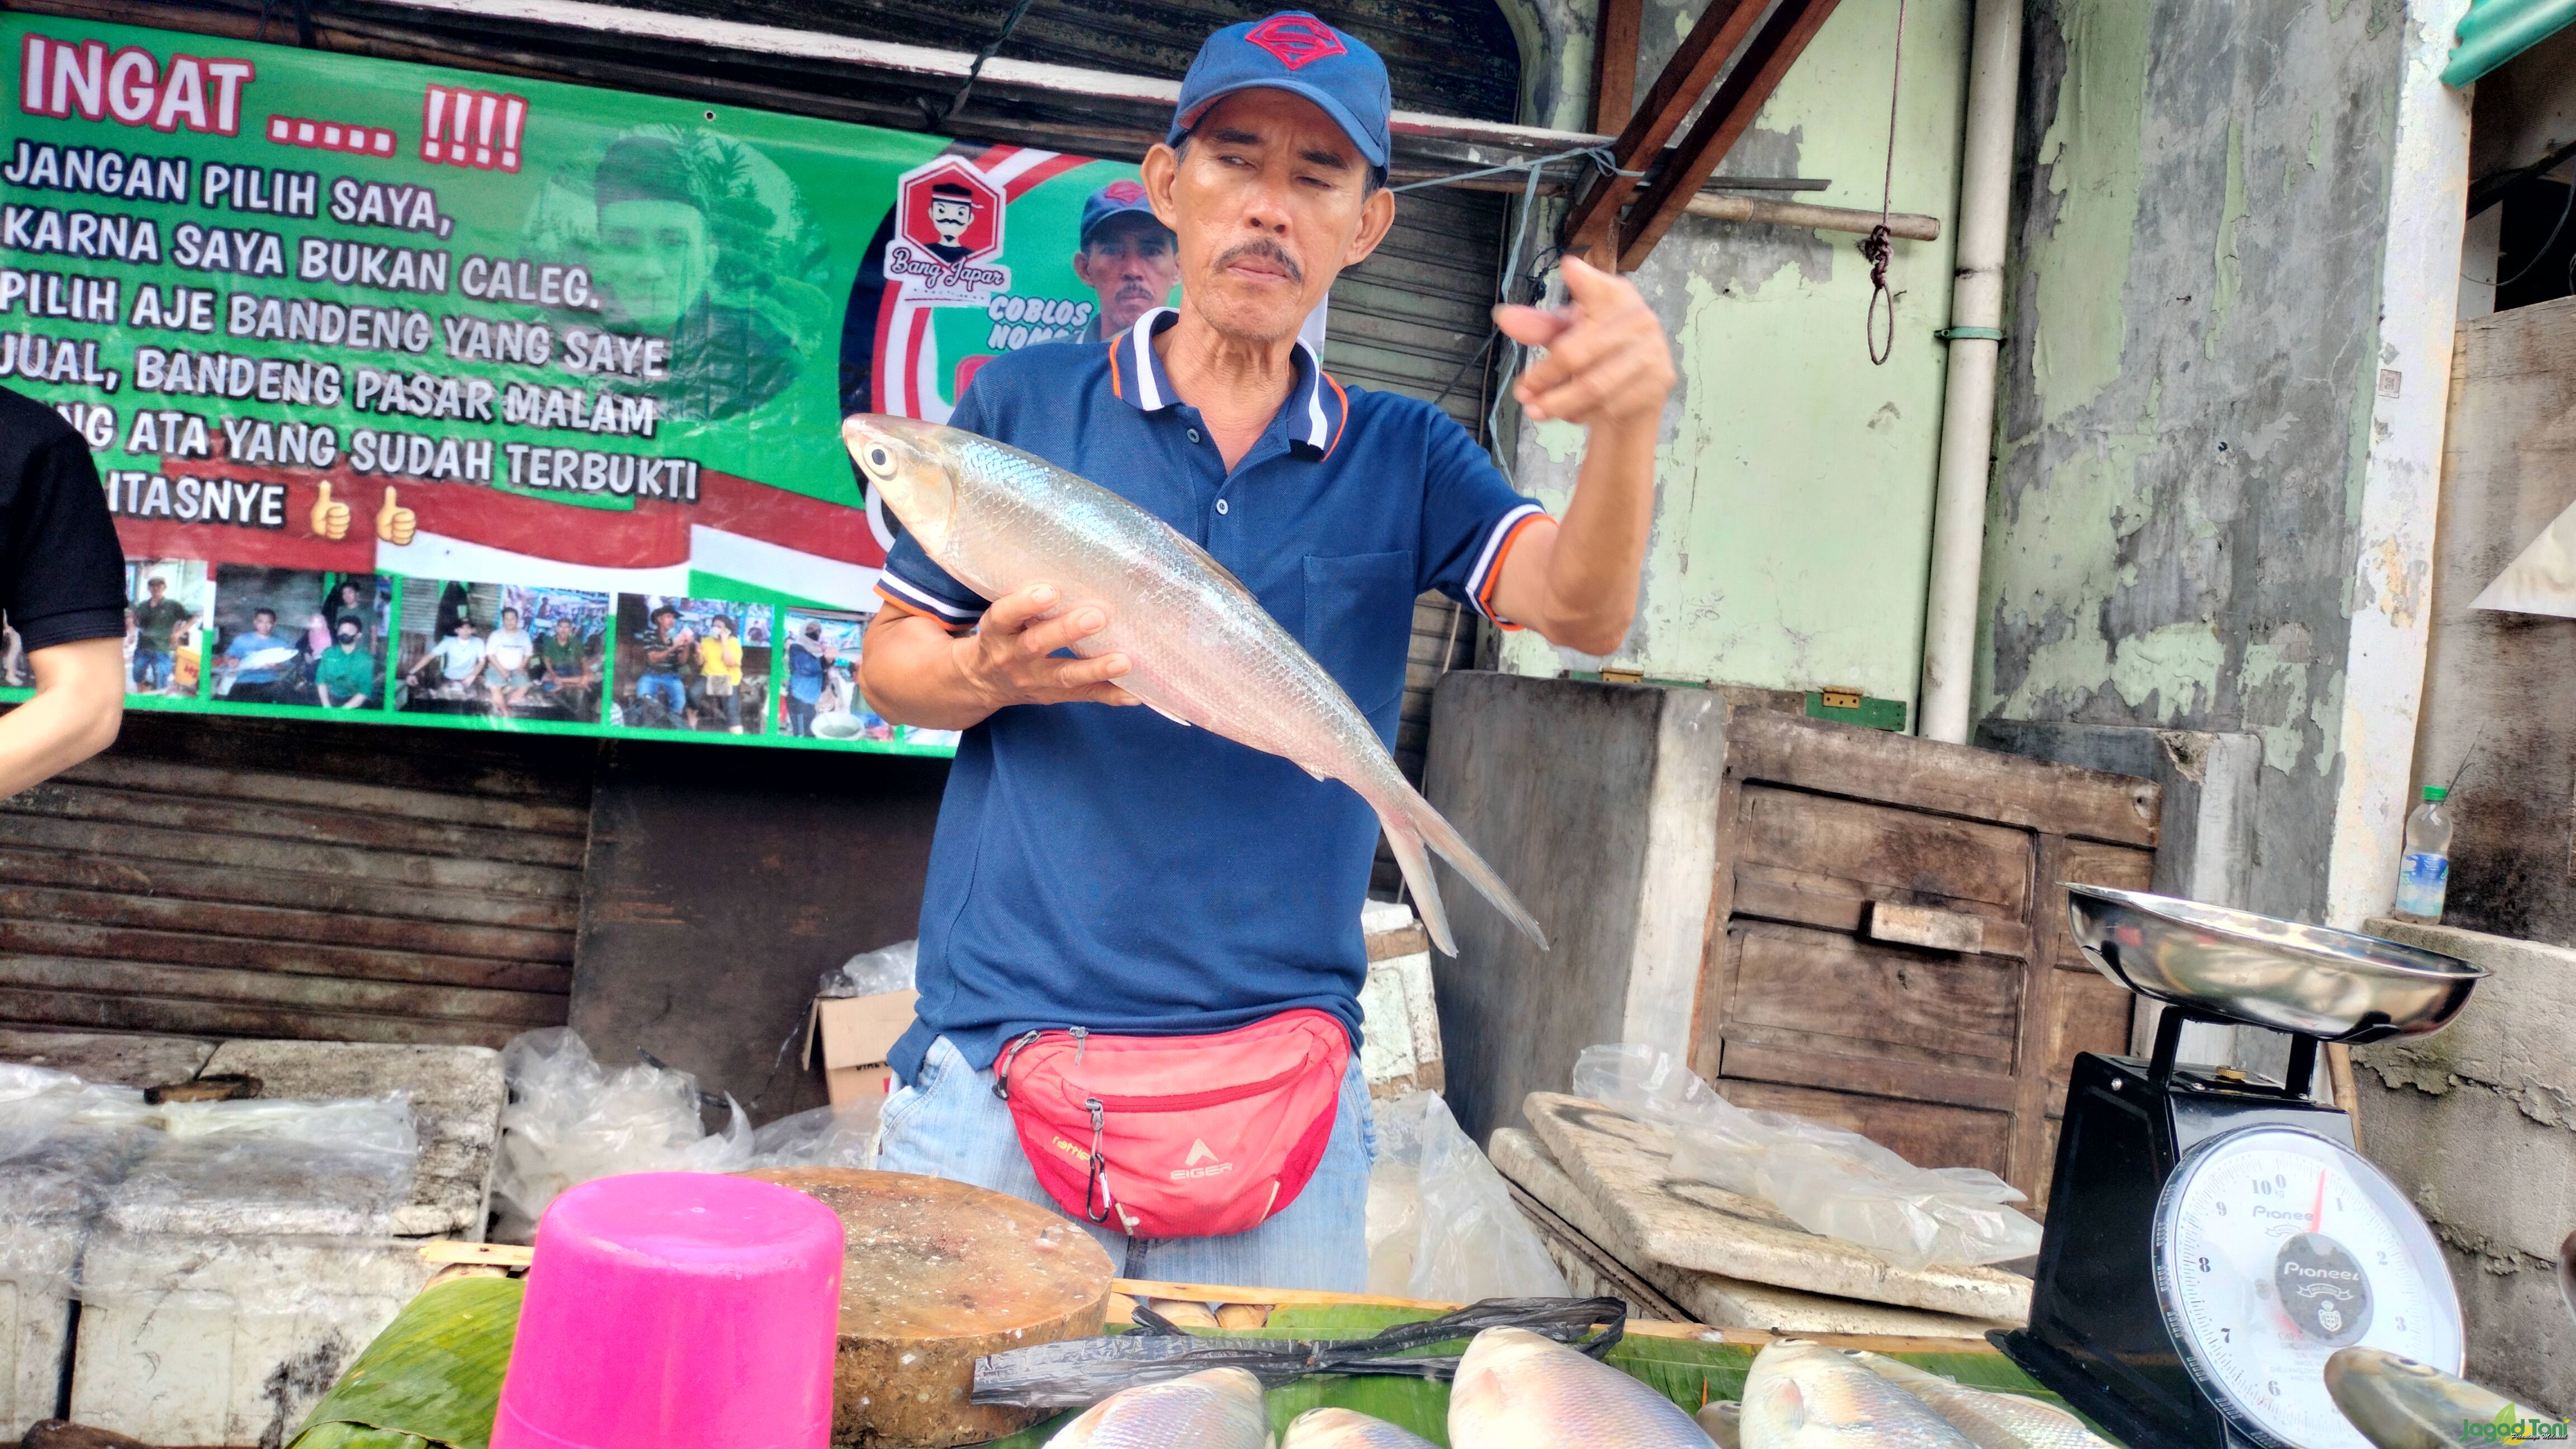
left=927, top=0, right=1043, bottom=124
left=1391, top=145, right=1645, bottom=481
left=2498, top=173, right=2576, bottom=291
left=1859, top=0, right=1910, bottom=364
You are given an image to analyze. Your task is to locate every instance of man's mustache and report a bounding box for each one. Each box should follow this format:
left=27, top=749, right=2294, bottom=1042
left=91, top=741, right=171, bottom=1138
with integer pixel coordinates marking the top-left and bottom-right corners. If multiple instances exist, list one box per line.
left=1212, top=239, right=1304, bottom=286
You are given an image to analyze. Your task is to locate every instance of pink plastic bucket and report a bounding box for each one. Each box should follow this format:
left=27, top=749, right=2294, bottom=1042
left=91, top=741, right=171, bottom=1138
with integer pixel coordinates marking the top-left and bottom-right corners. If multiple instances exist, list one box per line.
left=492, top=1172, right=847, bottom=1449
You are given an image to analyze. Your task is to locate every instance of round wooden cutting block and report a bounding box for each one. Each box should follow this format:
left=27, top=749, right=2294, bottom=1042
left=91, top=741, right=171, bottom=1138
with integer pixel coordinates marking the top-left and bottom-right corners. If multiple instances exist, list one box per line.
left=742, top=1167, right=1115, bottom=1447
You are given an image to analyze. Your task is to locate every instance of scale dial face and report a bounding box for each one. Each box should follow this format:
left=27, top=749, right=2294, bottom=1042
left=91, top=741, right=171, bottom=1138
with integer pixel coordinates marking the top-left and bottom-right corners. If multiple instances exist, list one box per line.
left=2154, top=1125, right=2463, bottom=1449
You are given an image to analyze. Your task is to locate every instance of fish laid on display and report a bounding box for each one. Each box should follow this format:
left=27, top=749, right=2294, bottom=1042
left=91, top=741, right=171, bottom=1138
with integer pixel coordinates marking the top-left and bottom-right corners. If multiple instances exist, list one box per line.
left=1281, top=1407, right=1439, bottom=1449
left=2324, top=1347, right=2521, bottom=1449
left=1741, top=1341, right=1978, bottom=1449
left=844, top=415, right=1545, bottom=955
left=1448, top=1325, right=1711, bottom=1447
left=1849, top=1351, right=2112, bottom=1449
left=1697, top=1400, right=1742, bottom=1449
left=1048, top=1366, right=1273, bottom=1449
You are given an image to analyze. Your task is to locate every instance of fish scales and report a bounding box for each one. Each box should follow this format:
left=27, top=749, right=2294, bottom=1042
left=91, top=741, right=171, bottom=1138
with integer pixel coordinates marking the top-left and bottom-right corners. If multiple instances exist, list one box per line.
left=846, top=415, right=1547, bottom=955
left=1049, top=1367, right=1273, bottom=1449
left=1282, top=1407, right=1439, bottom=1449
left=1742, top=1341, right=1980, bottom=1449
left=1448, top=1326, right=1712, bottom=1448
left=1850, top=1352, right=2113, bottom=1449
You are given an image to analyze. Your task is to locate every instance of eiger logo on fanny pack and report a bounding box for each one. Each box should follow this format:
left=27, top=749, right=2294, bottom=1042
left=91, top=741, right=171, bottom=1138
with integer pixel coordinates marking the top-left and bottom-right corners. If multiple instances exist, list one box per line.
left=1172, top=1138, right=1234, bottom=1180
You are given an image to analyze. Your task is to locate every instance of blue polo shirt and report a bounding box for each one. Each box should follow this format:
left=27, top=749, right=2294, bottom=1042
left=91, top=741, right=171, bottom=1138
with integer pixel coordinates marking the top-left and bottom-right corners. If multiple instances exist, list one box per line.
left=877, top=307, right=1546, bottom=1081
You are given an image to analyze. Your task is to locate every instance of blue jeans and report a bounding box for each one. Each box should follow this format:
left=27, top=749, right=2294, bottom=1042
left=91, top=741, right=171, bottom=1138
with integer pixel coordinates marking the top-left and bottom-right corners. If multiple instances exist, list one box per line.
left=636, top=671, right=685, bottom=716
left=132, top=650, right=172, bottom=691
left=877, top=1034, right=1375, bottom=1291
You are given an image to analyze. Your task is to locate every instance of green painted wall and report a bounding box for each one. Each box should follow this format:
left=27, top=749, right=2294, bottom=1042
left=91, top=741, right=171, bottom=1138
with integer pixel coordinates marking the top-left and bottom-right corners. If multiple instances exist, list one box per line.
left=1494, top=0, right=1972, bottom=715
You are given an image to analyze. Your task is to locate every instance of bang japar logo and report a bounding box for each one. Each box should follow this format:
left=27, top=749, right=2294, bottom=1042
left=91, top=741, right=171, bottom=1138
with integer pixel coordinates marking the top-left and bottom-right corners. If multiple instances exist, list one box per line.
left=887, top=157, right=1010, bottom=305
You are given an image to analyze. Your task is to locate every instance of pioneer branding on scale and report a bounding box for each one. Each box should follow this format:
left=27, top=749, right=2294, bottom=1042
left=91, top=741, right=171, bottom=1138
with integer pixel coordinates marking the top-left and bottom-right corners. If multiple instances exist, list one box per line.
left=1996, top=886, right=2485, bottom=1449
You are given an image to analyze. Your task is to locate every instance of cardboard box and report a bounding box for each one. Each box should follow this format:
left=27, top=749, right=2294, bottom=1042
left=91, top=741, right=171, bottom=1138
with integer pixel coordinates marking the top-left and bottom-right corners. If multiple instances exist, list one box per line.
left=805, top=989, right=918, bottom=1106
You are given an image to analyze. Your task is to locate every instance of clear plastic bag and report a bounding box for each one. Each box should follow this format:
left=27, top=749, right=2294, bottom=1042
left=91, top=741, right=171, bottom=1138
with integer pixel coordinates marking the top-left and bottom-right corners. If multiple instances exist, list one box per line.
left=820, top=939, right=918, bottom=998
left=105, top=1093, right=420, bottom=1238
left=0, top=1062, right=146, bottom=1161
left=490, top=1027, right=752, bottom=1241
left=1579, top=1043, right=2039, bottom=1270
left=1367, top=1091, right=1567, bottom=1302
left=742, top=1099, right=883, bottom=1171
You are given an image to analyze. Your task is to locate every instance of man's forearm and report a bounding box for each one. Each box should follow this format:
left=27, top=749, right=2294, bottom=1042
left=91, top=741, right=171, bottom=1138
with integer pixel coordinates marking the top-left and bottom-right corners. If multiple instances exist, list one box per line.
left=0, top=638, right=123, bottom=797
left=1497, top=414, right=1658, bottom=656
left=860, top=610, right=1001, bottom=732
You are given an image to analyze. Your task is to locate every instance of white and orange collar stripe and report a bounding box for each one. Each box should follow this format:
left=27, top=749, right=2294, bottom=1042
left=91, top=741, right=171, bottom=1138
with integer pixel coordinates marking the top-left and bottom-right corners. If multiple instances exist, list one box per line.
left=1112, top=307, right=1346, bottom=458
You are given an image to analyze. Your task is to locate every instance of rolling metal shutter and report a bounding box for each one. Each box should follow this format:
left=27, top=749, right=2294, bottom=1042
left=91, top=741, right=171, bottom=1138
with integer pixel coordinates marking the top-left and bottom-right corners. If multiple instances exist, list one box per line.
left=0, top=714, right=591, bottom=1046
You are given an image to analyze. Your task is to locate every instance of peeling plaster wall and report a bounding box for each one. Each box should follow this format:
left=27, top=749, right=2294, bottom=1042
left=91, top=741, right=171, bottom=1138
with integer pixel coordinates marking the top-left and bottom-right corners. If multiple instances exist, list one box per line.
left=1976, top=1, right=2416, bottom=924
left=1490, top=0, right=1972, bottom=707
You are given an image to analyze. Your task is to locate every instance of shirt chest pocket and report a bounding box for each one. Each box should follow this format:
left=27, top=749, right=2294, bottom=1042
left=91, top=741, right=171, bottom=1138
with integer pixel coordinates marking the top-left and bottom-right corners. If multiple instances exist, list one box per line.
left=1300, top=550, right=1417, bottom=733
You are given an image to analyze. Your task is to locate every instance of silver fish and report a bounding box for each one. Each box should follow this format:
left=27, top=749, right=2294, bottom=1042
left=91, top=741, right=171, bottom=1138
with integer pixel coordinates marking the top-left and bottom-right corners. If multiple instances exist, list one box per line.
left=2324, top=1347, right=2521, bottom=1449
left=1850, top=1351, right=2111, bottom=1449
left=1697, top=1400, right=1742, bottom=1449
left=1741, top=1341, right=1978, bottom=1449
left=1049, top=1366, right=1273, bottom=1449
left=1281, top=1407, right=1439, bottom=1449
left=1448, top=1325, right=1711, bottom=1447
left=845, top=415, right=1547, bottom=954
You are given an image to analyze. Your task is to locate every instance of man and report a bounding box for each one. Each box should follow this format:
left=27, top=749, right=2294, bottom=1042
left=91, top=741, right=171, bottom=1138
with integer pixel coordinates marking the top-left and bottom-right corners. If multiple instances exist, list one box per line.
left=631, top=603, right=692, bottom=724
left=1072, top=181, right=1182, bottom=342
left=409, top=614, right=486, bottom=697
left=0, top=383, right=123, bottom=795
left=217, top=608, right=296, bottom=704
left=312, top=618, right=375, bottom=709
left=533, top=616, right=596, bottom=719
left=484, top=605, right=536, bottom=714
left=130, top=575, right=189, bottom=694
left=591, top=132, right=805, bottom=419
left=783, top=618, right=831, bottom=737
left=924, top=181, right=983, bottom=268
left=860, top=14, right=1671, bottom=1288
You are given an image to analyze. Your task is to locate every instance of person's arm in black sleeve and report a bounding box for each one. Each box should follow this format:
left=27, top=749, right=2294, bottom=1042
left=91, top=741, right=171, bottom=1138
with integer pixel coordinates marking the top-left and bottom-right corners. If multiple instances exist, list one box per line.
left=1, top=433, right=126, bottom=796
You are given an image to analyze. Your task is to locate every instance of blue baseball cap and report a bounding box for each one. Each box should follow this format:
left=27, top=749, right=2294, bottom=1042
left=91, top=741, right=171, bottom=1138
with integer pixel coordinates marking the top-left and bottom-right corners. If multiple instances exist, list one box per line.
left=1077, top=179, right=1169, bottom=248
left=1167, top=12, right=1391, bottom=171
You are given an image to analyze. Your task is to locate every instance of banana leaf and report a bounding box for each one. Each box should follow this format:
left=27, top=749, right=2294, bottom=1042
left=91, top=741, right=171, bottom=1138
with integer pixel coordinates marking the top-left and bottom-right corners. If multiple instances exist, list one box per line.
left=287, top=1276, right=524, bottom=1449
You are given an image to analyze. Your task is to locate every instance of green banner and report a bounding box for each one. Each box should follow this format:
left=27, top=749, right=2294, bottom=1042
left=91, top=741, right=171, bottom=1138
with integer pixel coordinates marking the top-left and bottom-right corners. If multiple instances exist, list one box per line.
left=0, top=15, right=1142, bottom=752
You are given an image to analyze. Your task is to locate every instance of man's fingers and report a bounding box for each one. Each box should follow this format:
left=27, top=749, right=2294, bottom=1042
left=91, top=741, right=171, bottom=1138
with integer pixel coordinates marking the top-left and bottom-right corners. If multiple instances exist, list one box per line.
left=1493, top=303, right=1573, bottom=348
left=982, top=582, right=1060, bottom=634
left=1046, top=653, right=1134, bottom=695
left=1017, top=605, right=1109, bottom=658
left=1556, top=252, right=1627, bottom=304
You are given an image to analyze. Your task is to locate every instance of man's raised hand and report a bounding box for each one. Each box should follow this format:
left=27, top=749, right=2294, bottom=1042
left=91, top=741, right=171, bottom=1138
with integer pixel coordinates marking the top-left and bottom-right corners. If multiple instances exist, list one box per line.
left=952, top=582, right=1140, bottom=711
left=1493, top=254, right=1677, bottom=428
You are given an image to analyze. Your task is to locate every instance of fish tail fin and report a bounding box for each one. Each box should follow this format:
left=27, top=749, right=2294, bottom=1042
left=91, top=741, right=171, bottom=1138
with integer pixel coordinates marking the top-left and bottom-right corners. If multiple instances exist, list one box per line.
left=1374, top=783, right=1549, bottom=954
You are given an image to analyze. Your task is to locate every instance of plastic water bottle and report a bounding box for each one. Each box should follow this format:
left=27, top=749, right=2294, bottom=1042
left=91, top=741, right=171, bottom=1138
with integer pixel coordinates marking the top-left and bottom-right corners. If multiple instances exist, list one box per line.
left=2393, top=784, right=2454, bottom=922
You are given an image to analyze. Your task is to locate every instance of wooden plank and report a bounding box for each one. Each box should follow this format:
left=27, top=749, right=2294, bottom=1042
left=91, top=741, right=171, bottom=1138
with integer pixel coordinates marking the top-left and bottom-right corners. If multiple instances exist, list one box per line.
left=1618, top=0, right=1845, bottom=269
left=2045, top=970, right=2136, bottom=1086
left=1561, top=0, right=1765, bottom=255
left=1735, top=785, right=2034, bottom=920
left=1508, top=1178, right=1697, bottom=1323
left=0, top=986, right=540, bottom=1047
left=2049, top=840, right=2157, bottom=967
left=2005, top=834, right=2071, bottom=1201
left=0, top=815, right=580, bottom=903
left=0, top=882, right=574, bottom=965
left=1712, top=1079, right=2018, bottom=1182
left=0, top=953, right=569, bottom=1025
left=0, top=918, right=572, bottom=994
left=0, top=844, right=580, bottom=932
left=0, top=1026, right=216, bottom=1086
left=100, top=708, right=597, bottom=806
left=1723, top=922, right=2020, bottom=1068
left=1588, top=0, right=1642, bottom=135
left=0, top=781, right=588, bottom=867
left=1523, top=1093, right=2030, bottom=1322
left=1717, top=1039, right=2017, bottom=1112
left=1687, top=757, right=1749, bottom=1085
left=1722, top=711, right=2159, bottom=847
left=1365, top=925, right=1431, bottom=962
left=55, top=755, right=593, bottom=836
left=1728, top=870, right=2034, bottom=959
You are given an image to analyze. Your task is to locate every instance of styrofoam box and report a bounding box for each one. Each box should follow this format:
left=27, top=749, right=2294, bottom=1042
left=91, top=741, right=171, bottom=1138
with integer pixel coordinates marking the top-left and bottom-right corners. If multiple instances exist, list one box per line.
left=69, top=1230, right=432, bottom=1447
left=0, top=1121, right=153, bottom=1440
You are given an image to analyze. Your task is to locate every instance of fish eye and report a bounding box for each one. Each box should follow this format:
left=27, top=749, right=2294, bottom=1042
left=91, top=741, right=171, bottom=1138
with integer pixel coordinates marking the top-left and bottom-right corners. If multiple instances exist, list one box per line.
left=865, top=446, right=892, bottom=473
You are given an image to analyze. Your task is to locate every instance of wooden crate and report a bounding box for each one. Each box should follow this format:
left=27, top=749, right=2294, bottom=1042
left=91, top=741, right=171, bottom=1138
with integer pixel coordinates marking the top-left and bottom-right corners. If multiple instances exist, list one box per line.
left=1691, top=711, right=2158, bottom=1206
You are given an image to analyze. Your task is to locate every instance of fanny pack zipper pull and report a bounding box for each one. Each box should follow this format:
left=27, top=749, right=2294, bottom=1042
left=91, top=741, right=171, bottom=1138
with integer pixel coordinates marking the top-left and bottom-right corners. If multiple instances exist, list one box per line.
left=1071, top=1025, right=1088, bottom=1066
left=991, top=1028, right=1044, bottom=1101
left=1083, top=1096, right=1111, bottom=1224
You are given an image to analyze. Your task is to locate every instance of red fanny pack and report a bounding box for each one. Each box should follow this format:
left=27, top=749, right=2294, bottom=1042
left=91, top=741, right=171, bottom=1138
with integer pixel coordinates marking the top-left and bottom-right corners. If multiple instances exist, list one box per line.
left=992, top=1010, right=1349, bottom=1239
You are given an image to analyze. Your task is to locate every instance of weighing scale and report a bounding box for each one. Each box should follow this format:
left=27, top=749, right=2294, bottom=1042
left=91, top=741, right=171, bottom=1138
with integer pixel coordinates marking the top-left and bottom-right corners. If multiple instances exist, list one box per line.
left=1995, top=886, right=2487, bottom=1449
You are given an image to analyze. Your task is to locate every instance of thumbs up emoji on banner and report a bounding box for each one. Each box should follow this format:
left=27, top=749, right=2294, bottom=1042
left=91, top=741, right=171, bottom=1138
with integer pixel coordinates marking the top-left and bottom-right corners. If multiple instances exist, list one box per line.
left=309, top=480, right=350, bottom=540
left=376, top=486, right=417, bottom=546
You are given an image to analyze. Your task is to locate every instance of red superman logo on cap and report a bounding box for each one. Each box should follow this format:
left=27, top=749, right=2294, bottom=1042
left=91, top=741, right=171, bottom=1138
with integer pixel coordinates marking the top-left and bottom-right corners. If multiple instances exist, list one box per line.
left=1104, top=179, right=1148, bottom=203
left=1245, top=15, right=1346, bottom=69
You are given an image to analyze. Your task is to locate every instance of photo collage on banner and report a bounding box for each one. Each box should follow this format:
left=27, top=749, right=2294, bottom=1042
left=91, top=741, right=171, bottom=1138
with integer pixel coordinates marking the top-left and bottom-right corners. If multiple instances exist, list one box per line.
left=0, top=16, right=1146, bottom=755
